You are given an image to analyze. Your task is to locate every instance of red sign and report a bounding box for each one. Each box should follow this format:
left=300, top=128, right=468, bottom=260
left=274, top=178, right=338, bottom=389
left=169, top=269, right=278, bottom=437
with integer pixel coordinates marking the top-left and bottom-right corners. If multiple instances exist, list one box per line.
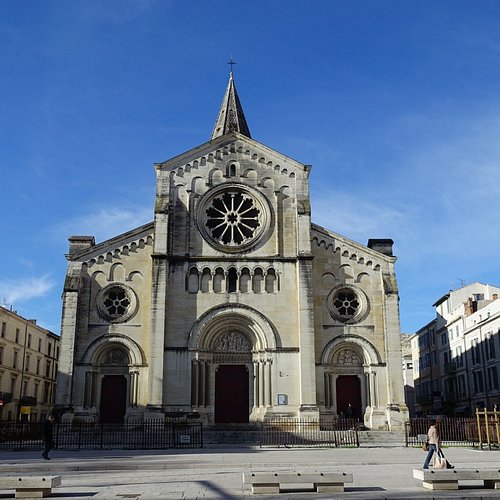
left=0, top=400, right=3, bottom=407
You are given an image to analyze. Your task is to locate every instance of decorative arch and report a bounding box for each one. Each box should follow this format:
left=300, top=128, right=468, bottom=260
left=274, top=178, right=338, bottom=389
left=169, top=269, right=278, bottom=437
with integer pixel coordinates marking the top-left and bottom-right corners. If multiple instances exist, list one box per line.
left=82, top=334, right=147, bottom=366
left=188, top=304, right=280, bottom=352
left=109, top=263, right=125, bottom=282
left=321, top=334, right=382, bottom=366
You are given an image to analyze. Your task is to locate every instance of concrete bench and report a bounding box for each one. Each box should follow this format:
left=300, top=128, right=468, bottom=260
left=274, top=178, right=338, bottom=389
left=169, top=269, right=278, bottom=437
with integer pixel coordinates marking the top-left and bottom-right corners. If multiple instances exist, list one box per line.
left=413, top=469, right=500, bottom=490
left=243, top=471, right=353, bottom=494
left=0, top=476, right=61, bottom=498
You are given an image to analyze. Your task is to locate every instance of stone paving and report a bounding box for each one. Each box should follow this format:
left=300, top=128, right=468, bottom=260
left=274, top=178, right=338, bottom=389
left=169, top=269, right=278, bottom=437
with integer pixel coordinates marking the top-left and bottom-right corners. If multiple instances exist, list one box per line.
left=0, top=445, right=499, bottom=499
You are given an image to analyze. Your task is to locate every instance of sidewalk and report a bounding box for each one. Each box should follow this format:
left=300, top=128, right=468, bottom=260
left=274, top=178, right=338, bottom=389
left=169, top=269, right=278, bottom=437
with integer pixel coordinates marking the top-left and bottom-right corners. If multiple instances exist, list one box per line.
left=0, top=445, right=499, bottom=499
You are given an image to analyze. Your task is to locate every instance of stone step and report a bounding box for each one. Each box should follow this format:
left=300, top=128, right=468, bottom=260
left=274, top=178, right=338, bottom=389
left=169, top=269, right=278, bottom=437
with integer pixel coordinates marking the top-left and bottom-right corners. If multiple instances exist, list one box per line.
left=202, top=427, right=406, bottom=447
left=358, top=431, right=406, bottom=447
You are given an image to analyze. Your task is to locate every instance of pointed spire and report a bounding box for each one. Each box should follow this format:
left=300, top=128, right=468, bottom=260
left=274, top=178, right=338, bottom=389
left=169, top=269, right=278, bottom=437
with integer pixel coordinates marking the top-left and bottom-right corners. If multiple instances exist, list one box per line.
left=211, top=66, right=251, bottom=140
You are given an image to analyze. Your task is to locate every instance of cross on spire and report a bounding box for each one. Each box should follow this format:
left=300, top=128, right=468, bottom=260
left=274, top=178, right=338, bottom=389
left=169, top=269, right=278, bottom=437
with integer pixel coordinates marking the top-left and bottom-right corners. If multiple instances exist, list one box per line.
left=227, top=57, right=236, bottom=75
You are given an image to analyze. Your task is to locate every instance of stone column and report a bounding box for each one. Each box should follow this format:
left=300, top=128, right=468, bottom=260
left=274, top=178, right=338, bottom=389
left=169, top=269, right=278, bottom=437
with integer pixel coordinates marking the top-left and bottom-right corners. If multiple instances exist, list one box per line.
left=191, top=361, right=198, bottom=406
left=129, top=371, right=139, bottom=407
left=324, top=371, right=331, bottom=407
left=253, top=360, right=260, bottom=407
left=266, top=360, right=272, bottom=406
left=259, top=361, right=265, bottom=407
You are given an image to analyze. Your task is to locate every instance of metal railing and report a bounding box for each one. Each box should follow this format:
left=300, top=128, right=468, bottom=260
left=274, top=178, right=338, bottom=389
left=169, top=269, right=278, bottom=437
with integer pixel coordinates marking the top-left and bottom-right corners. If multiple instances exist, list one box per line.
left=0, top=420, right=203, bottom=450
left=405, top=417, right=477, bottom=447
left=260, top=418, right=359, bottom=448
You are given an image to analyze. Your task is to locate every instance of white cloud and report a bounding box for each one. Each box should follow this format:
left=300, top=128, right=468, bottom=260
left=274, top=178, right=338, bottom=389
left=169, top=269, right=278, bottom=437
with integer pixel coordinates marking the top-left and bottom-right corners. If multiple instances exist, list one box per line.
left=52, top=205, right=152, bottom=244
left=0, top=275, right=56, bottom=305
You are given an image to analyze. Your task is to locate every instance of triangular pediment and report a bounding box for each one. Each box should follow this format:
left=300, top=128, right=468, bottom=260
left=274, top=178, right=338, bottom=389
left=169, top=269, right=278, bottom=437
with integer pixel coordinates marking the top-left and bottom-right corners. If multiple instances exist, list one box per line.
left=155, top=132, right=308, bottom=176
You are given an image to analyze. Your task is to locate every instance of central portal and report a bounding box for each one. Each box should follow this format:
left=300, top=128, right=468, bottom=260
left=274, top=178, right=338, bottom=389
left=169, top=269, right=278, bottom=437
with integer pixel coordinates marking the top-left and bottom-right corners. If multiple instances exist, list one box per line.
left=336, top=375, right=361, bottom=420
left=100, top=375, right=127, bottom=423
left=214, top=365, right=249, bottom=423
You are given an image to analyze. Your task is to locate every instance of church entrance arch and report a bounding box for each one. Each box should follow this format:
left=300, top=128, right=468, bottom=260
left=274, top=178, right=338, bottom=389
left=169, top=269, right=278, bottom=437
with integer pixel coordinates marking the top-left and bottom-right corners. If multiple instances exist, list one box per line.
left=189, top=306, right=278, bottom=424
left=329, top=347, right=365, bottom=420
left=97, top=347, right=130, bottom=423
left=81, top=335, right=146, bottom=423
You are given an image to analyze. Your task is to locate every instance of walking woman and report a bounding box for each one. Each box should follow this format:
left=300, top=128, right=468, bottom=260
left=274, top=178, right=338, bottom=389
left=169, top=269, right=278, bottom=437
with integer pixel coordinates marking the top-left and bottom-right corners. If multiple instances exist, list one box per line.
left=422, top=418, right=454, bottom=469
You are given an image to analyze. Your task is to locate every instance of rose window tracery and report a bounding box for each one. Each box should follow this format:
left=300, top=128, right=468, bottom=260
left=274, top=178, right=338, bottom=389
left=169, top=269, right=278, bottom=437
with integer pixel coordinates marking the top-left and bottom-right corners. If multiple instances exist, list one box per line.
left=197, top=184, right=271, bottom=252
left=333, top=291, right=359, bottom=319
left=96, top=284, right=138, bottom=323
left=205, top=191, right=260, bottom=245
left=327, top=285, right=369, bottom=324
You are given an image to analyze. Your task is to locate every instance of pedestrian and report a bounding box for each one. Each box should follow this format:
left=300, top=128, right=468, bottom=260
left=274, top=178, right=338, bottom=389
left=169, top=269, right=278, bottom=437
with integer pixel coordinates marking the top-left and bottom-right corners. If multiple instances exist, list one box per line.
left=41, top=414, right=54, bottom=460
left=347, top=403, right=354, bottom=418
left=422, top=418, right=454, bottom=469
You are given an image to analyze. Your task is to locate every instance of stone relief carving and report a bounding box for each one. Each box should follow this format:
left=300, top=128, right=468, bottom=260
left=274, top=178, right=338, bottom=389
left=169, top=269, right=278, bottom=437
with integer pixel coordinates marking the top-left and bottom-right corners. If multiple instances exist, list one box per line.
left=101, top=348, right=129, bottom=366
left=214, top=332, right=251, bottom=352
left=337, top=349, right=361, bottom=366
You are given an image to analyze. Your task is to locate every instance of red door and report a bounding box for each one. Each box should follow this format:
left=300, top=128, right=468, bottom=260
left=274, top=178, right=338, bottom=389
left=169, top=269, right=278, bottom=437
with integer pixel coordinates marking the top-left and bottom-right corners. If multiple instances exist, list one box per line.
left=100, top=375, right=127, bottom=423
left=215, top=365, right=249, bottom=423
left=336, top=375, right=361, bottom=419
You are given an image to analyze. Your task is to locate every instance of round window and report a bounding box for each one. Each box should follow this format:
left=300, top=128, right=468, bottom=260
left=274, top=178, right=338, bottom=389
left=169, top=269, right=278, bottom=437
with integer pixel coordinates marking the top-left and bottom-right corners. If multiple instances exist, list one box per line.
left=327, top=285, right=369, bottom=324
left=96, top=284, right=138, bottom=323
left=197, top=184, right=271, bottom=252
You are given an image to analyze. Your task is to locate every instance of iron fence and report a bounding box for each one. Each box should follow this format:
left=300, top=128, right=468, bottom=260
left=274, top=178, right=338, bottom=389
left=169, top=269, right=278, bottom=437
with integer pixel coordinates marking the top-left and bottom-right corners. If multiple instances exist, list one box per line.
left=0, top=420, right=203, bottom=450
left=405, top=417, right=477, bottom=447
left=260, top=418, right=359, bottom=448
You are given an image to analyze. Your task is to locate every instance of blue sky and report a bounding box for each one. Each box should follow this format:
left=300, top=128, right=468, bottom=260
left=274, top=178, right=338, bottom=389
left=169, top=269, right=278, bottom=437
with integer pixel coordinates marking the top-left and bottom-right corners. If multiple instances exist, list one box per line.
left=1, top=0, right=500, bottom=334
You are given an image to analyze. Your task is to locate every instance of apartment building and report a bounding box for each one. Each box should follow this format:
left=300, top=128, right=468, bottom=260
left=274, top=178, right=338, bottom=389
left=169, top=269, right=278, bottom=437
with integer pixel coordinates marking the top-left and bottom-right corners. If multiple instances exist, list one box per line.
left=0, top=305, right=60, bottom=421
left=412, top=282, right=500, bottom=416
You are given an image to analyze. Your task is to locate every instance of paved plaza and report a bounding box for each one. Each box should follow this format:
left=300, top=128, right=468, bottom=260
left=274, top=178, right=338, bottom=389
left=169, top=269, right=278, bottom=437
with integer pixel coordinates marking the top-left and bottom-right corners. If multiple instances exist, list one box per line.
left=0, top=445, right=499, bottom=499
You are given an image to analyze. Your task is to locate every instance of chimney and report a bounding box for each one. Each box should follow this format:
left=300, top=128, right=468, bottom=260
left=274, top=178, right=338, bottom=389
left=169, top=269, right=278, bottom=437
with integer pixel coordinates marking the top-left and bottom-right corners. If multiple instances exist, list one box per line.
left=68, top=236, right=95, bottom=256
left=367, top=239, right=394, bottom=256
left=465, top=298, right=478, bottom=316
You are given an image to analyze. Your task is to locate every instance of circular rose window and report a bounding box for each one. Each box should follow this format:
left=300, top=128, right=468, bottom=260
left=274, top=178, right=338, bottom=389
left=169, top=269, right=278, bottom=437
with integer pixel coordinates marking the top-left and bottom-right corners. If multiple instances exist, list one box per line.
left=96, top=284, right=138, bottom=323
left=197, top=184, right=271, bottom=252
left=327, top=285, right=369, bottom=324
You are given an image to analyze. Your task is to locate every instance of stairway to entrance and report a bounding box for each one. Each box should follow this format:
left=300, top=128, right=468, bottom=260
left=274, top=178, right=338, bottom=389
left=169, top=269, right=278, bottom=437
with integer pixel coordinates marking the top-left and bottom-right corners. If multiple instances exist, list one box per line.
left=204, top=424, right=261, bottom=447
left=203, top=425, right=406, bottom=448
left=358, top=430, right=406, bottom=447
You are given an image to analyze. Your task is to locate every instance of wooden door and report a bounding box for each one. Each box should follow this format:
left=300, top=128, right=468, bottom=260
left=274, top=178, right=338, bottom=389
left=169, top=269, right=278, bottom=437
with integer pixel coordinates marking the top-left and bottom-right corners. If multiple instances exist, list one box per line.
left=214, top=365, right=249, bottom=423
left=100, top=375, right=127, bottom=423
left=336, top=375, right=361, bottom=419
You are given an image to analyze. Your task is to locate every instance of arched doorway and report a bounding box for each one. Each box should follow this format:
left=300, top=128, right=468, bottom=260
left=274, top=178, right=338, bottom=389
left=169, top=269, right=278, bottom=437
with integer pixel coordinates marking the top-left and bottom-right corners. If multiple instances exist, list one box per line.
left=331, top=347, right=365, bottom=420
left=214, top=365, right=249, bottom=423
left=97, top=347, right=129, bottom=423
left=100, top=375, right=127, bottom=423
left=188, top=305, right=277, bottom=424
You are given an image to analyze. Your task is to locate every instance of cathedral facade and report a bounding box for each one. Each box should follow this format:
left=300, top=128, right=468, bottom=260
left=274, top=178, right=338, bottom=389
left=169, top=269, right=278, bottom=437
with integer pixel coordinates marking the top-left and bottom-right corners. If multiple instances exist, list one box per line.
left=56, top=74, right=408, bottom=430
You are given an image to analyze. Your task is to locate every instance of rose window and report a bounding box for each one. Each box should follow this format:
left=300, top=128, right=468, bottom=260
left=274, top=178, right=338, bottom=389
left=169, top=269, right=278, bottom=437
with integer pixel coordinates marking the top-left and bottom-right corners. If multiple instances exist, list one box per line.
left=96, top=284, right=138, bottom=323
left=103, top=287, right=130, bottom=317
left=205, top=191, right=260, bottom=245
left=333, top=291, right=359, bottom=319
left=327, top=285, right=369, bottom=324
left=197, top=184, right=271, bottom=252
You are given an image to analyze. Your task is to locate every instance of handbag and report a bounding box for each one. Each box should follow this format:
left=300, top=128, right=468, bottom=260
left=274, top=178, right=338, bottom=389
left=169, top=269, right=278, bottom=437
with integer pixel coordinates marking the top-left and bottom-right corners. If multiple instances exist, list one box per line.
left=433, top=451, right=447, bottom=469
left=422, top=440, right=429, bottom=452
